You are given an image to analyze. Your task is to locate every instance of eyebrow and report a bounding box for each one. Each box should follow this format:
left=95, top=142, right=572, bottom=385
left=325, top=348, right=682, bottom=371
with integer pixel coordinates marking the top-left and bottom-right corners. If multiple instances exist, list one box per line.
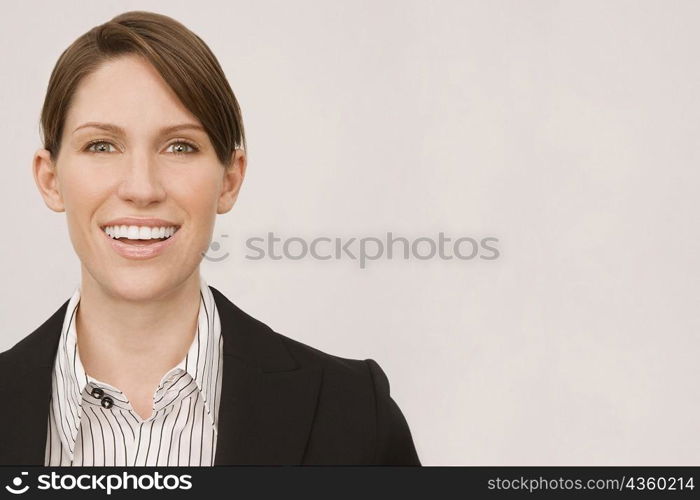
left=72, top=122, right=205, bottom=136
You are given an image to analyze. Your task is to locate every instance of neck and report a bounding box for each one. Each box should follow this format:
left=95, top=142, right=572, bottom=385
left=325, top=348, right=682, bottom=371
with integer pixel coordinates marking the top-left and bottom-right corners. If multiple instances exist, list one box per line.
left=75, top=266, right=202, bottom=387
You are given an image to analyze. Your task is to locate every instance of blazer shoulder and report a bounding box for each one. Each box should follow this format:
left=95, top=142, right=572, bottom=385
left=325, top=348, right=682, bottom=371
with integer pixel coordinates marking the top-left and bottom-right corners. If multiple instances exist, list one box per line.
left=276, top=330, right=368, bottom=373
left=0, top=299, right=69, bottom=375
left=268, top=327, right=399, bottom=401
left=272, top=332, right=421, bottom=465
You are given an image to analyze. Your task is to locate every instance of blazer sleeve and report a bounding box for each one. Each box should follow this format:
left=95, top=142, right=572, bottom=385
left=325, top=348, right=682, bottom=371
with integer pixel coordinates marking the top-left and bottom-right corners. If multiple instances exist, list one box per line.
left=364, top=358, right=421, bottom=465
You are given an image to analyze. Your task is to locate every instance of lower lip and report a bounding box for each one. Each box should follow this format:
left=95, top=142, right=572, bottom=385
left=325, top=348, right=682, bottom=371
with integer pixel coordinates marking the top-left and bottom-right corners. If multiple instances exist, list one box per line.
left=102, top=228, right=179, bottom=260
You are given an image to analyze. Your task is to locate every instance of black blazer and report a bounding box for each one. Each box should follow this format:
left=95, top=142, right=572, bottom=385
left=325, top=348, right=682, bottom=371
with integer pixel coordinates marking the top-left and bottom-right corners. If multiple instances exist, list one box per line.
left=0, top=286, right=420, bottom=465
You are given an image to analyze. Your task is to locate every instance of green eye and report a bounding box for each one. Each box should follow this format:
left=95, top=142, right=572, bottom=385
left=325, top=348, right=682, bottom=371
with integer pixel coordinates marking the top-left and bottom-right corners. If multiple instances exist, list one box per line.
left=86, top=141, right=116, bottom=153
left=167, top=141, right=198, bottom=154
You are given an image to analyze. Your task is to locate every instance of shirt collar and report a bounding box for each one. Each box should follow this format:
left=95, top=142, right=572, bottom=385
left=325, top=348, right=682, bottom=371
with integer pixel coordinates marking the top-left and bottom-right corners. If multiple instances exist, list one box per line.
left=52, top=275, right=222, bottom=458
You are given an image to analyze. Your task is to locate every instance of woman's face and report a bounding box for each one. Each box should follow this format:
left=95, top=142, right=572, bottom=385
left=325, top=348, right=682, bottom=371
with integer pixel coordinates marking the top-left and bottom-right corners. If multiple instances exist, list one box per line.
left=33, top=54, right=245, bottom=301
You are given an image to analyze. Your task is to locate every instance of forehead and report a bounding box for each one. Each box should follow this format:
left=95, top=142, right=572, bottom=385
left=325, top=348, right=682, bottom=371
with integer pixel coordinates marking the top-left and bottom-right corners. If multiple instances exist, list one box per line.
left=64, top=54, right=200, bottom=135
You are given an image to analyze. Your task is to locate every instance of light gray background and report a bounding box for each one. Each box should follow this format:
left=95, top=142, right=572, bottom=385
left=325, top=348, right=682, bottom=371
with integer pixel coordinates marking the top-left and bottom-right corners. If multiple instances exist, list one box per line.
left=1, top=1, right=698, bottom=465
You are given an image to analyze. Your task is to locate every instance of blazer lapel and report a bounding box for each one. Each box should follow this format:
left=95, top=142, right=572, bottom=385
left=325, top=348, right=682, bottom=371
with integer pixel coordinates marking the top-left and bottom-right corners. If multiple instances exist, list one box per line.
left=209, top=286, right=323, bottom=465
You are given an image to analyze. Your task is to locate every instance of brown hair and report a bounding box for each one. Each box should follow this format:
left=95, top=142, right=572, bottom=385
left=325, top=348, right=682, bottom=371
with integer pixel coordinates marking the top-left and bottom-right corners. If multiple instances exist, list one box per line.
left=40, top=10, right=245, bottom=166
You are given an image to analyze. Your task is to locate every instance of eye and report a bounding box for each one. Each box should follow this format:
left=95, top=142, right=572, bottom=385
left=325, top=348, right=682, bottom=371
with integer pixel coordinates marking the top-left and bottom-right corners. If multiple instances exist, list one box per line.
left=166, top=141, right=199, bottom=155
left=86, top=141, right=117, bottom=153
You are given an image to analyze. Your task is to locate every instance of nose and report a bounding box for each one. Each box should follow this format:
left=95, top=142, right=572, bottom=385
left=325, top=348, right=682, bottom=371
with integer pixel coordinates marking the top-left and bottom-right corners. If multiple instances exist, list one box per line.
left=116, top=152, right=167, bottom=206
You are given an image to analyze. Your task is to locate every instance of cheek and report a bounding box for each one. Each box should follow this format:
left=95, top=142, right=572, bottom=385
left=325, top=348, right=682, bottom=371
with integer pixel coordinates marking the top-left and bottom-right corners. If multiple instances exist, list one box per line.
left=167, top=171, right=221, bottom=232
left=174, top=176, right=220, bottom=206
left=59, top=166, right=113, bottom=227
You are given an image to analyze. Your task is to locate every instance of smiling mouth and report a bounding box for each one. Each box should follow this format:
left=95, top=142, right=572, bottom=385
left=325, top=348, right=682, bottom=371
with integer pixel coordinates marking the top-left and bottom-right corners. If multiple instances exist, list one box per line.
left=101, top=224, right=181, bottom=245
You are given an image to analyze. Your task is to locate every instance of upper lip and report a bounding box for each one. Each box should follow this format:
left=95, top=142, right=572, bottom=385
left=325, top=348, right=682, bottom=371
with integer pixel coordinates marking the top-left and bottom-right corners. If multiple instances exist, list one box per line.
left=100, top=217, right=181, bottom=229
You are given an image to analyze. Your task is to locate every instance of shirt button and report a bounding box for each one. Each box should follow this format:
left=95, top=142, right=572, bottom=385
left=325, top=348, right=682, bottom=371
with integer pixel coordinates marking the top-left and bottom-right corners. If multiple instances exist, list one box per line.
left=91, top=387, right=104, bottom=399
left=101, top=396, right=114, bottom=409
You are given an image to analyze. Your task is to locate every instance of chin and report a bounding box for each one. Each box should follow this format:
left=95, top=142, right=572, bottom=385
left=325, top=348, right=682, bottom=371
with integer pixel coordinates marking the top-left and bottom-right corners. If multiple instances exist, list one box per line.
left=98, top=269, right=190, bottom=303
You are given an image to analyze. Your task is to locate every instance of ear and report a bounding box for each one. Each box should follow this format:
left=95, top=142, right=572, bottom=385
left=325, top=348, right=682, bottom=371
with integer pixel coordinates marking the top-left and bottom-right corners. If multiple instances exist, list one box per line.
left=217, top=148, right=247, bottom=214
left=32, top=148, right=65, bottom=212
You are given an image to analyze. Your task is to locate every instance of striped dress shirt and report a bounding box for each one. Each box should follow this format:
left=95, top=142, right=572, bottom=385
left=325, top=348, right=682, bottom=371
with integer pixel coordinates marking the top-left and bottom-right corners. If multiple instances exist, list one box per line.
left=44, top=276, right=223, bottom=466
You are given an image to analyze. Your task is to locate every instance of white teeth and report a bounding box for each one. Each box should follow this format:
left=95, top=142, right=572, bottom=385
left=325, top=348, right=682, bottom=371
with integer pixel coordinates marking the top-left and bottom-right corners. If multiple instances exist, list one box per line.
left=103, top=225, right=178, bottom=240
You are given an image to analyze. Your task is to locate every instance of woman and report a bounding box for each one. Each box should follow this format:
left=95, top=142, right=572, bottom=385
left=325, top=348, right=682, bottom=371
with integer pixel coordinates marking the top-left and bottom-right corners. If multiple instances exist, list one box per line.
left=0, top=11, right=419, bottom=466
